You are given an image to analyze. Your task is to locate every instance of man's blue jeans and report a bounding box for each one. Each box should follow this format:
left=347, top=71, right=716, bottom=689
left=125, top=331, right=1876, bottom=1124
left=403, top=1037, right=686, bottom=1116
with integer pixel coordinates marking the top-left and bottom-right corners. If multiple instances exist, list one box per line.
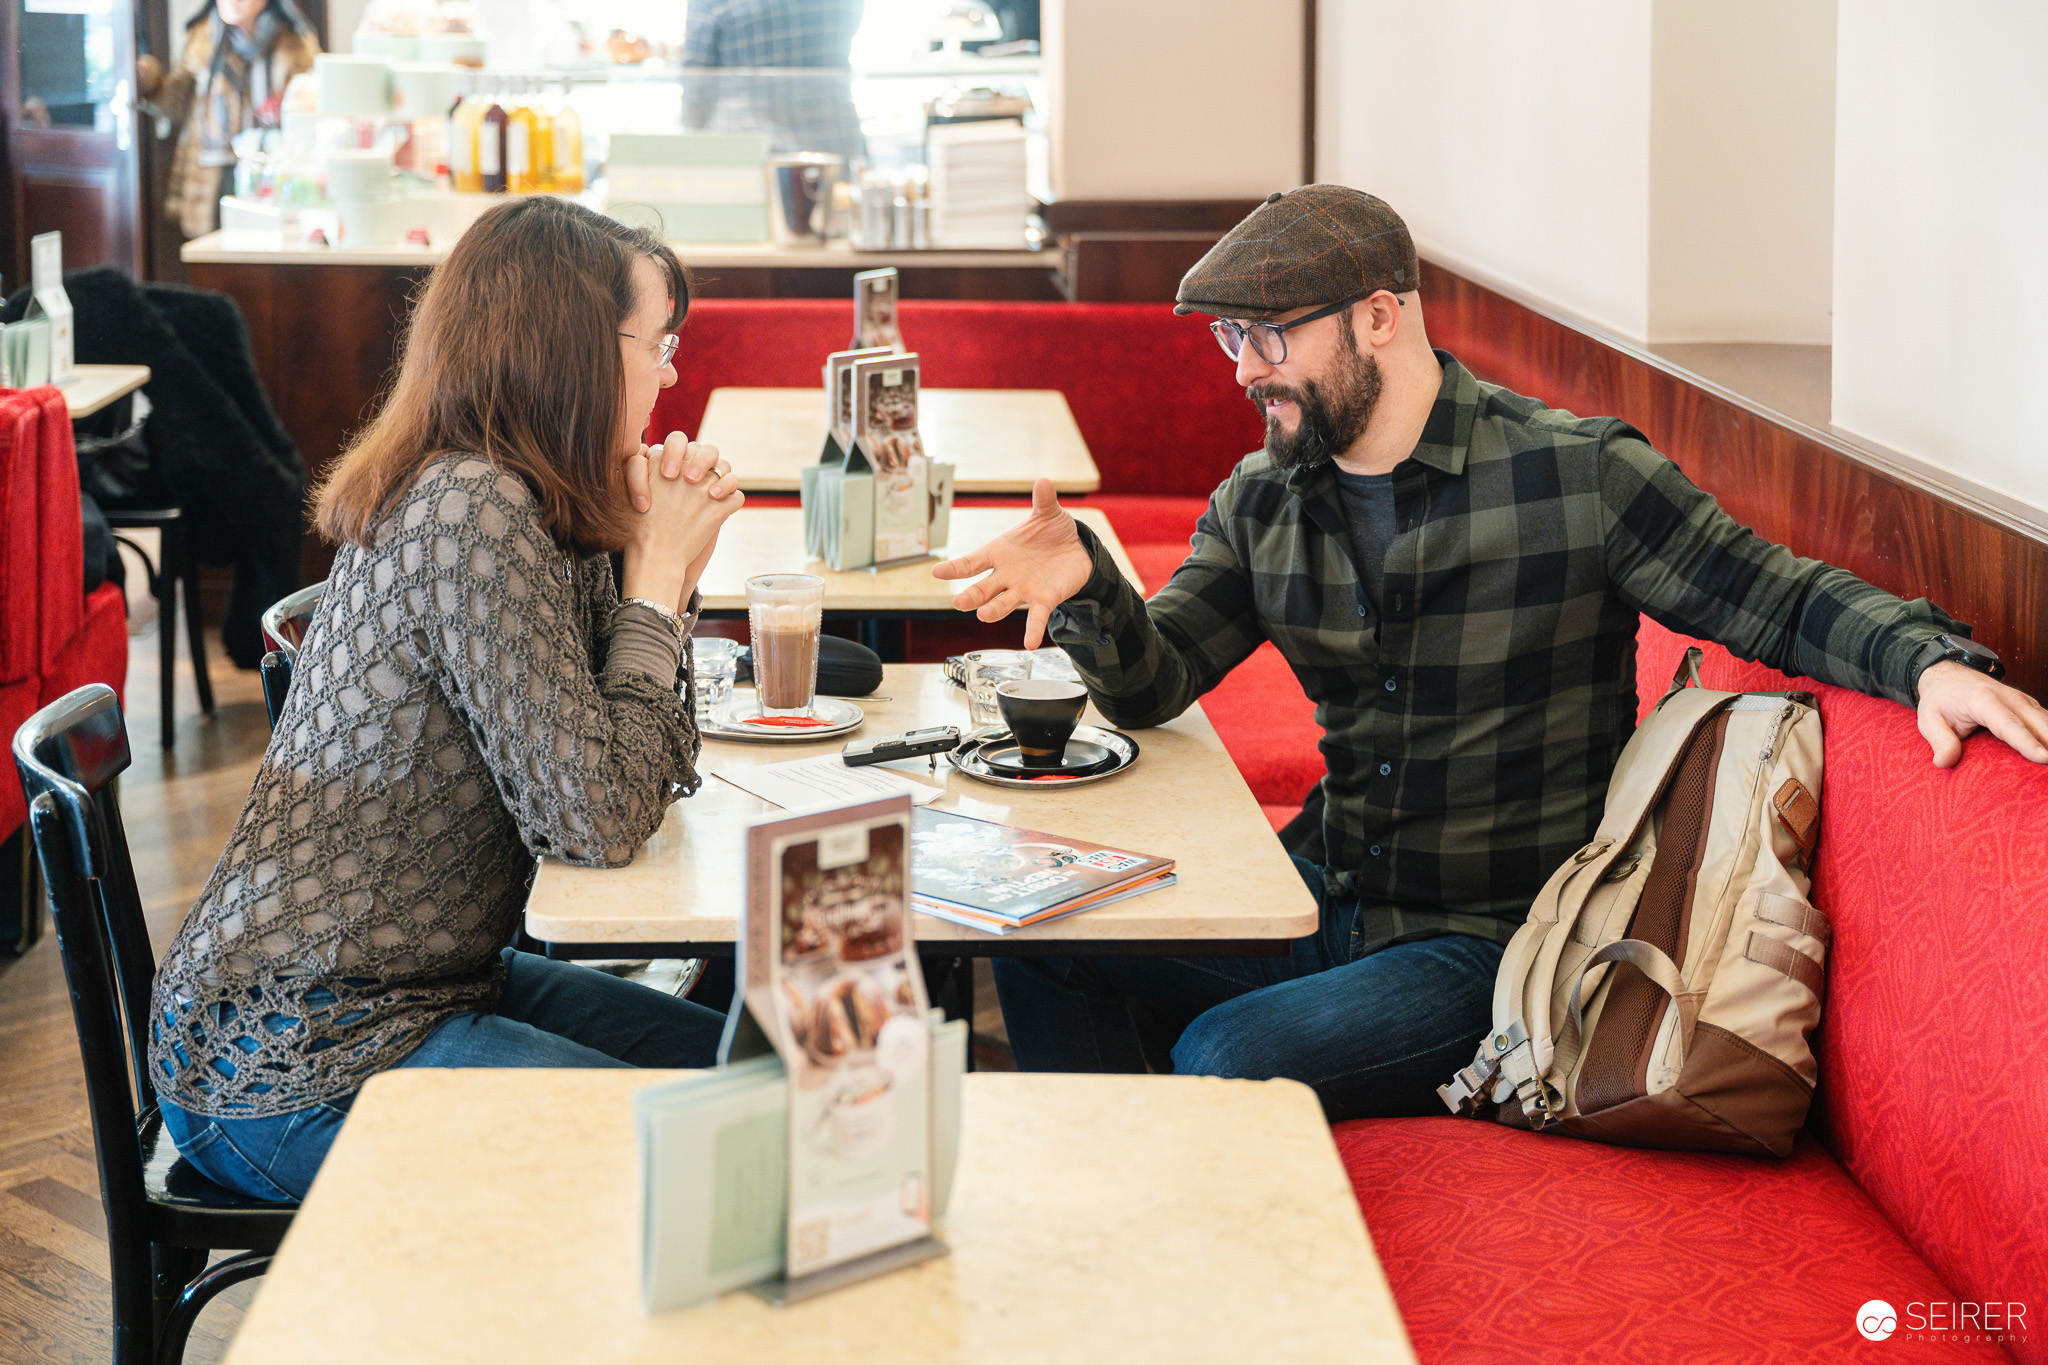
left=159, top=948, right=727, bottom=1201
left=991, top=858, right=1505, bottom=1120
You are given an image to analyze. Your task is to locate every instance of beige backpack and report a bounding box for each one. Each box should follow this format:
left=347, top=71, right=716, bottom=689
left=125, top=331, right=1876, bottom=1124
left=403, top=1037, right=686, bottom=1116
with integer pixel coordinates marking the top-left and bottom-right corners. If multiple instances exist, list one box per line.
left=1438, top=650, right=1829, bottom=1157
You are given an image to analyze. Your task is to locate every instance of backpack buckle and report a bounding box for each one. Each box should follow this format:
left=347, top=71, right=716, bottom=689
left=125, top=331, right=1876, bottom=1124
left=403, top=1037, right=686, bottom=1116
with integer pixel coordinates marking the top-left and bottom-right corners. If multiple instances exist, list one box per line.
left=1439, top=1021, right=1532, bottom=1115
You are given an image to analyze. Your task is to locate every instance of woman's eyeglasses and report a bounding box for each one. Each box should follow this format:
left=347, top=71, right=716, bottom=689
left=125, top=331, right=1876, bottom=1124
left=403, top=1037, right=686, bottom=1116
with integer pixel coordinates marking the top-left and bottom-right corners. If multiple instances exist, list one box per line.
left=1209, top=293, right=1376, bottom=365
left=620, top=332, right=680, bottom=367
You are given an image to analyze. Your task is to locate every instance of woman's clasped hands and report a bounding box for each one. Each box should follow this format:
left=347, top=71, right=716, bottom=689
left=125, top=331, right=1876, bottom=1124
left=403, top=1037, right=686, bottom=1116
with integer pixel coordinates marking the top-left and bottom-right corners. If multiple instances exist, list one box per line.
left=622, top=430, right=745, bottom=610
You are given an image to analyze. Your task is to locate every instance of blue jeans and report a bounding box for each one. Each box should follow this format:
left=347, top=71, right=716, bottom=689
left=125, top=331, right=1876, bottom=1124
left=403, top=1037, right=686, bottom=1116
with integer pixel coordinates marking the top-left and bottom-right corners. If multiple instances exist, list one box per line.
left=160, top=948, right=727, bottom=1201
left=991, top=858, right=1506, bottom=1121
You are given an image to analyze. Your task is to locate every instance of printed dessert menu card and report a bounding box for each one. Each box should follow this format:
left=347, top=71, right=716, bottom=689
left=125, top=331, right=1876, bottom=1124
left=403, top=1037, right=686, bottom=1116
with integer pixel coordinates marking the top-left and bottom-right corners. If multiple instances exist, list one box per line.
left=725, top=795, right=946, bottom=1288
left=854, top=353, right=932, bottom=565
left=636, top=794, right=965, bottom=1313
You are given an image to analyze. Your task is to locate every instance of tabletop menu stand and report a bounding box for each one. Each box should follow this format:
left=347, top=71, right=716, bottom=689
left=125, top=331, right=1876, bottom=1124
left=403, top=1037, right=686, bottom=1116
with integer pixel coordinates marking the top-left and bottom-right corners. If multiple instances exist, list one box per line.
left=637, top=796, right=965, bottom=1312
left=804, top=351, right=955, bottom=571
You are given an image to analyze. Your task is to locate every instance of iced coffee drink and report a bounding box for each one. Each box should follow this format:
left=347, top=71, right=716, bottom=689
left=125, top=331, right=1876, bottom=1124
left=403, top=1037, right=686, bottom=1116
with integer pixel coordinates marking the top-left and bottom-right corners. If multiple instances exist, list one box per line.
left=746, top=574, right=826, bottom=717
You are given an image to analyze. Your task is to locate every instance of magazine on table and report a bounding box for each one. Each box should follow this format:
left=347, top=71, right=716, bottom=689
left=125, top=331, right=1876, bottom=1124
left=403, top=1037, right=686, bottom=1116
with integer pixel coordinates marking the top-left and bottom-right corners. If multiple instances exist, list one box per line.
left=908, top=806, right=1176, bottom=931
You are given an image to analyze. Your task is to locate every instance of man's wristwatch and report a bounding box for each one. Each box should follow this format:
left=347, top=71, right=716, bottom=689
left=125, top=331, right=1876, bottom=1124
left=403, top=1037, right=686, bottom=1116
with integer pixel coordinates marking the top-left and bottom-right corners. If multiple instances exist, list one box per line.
left=1924, top=632, right=2006, bottom=680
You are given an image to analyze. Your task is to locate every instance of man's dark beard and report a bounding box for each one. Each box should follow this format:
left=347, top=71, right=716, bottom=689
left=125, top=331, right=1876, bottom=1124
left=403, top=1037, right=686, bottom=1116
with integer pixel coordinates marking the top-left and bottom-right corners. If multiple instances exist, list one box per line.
left=1250, top=348, right=1382, bottom=470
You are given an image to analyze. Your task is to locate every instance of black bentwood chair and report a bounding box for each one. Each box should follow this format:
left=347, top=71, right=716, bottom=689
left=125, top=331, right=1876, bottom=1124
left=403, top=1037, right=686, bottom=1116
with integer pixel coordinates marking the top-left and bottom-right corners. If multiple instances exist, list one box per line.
left=13, top=684, right=296, bottom=1365
left=257, top=580, right=325, bottom=727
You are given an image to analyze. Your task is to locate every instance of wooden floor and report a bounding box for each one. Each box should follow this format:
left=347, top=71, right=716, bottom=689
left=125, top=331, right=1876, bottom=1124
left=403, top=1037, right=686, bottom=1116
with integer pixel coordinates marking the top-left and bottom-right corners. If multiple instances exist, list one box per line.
left=1, top=621, right=1011, bottom=1362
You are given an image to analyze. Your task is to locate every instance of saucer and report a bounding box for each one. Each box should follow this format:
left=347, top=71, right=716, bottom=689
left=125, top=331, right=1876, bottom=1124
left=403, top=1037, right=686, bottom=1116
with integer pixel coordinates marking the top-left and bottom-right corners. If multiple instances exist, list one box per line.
left=706, top=695, right=865, bottom=742
left=948, top=725, right=1138, bottom=788
left=980, top=737, right=1121, bottom=779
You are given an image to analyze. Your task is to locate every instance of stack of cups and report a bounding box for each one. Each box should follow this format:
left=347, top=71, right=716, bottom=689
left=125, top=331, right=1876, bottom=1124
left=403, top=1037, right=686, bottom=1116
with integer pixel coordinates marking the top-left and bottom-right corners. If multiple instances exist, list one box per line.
left=745, top=575, right=825, bottom=718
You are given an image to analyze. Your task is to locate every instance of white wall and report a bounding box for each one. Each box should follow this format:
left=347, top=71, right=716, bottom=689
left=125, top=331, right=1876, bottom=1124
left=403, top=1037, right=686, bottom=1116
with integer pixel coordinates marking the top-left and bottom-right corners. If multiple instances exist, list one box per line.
left=1833, top=0, right=2048, bottom=519
left=1316, top=0, right=1653, bottom=338
left=1649, top=0, right=1834, bottom=343
left=1316, top=0, right=1835, bottom=345
left=1044, top=0, right=1302, bottom=201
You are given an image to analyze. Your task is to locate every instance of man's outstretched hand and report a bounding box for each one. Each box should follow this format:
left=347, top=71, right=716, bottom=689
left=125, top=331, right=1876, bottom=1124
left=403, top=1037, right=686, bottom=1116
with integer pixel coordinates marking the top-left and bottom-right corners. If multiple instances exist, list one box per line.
left=1915, top=661, right=2048, bottom=768
left=931, top=478, right=1093, bottom=649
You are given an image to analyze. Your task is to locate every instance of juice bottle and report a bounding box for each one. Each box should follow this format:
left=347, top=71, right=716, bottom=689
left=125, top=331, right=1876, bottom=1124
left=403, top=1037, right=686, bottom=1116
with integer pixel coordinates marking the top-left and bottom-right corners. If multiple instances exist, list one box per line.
left=449, top=86, right=485, bottom=193
left=479, top=80, right=508, bottom=193
left=548, top=83, right=584, bottom=194
left=508, top=79, right=549, bottom=195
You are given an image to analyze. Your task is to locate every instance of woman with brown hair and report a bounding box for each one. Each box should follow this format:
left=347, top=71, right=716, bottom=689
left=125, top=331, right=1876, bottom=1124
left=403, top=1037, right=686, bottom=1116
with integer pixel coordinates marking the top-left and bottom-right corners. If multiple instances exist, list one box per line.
left=145, top=197, right=744, bottom=1201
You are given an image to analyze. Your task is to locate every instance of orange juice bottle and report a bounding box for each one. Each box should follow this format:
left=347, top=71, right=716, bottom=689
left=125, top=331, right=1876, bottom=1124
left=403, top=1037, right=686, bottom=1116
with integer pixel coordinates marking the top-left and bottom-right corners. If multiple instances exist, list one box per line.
left=449, top=86, right=485, bottom=193
left=547, top=83, right=583, bottom=193
left=508, top=80, right=550, bottom=194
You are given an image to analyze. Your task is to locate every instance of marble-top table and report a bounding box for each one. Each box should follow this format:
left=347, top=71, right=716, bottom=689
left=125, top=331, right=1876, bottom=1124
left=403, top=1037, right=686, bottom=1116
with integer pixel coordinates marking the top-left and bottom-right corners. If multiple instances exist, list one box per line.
left=524, top=663, right=1318, bottom=957
left=221, top=1070, right=1417, bottom=1365
left=696, top=387, right=1101, bottom=495
left=692, top=505, right=1139, bottom=614
left=60, top=363, right=150, bottom=418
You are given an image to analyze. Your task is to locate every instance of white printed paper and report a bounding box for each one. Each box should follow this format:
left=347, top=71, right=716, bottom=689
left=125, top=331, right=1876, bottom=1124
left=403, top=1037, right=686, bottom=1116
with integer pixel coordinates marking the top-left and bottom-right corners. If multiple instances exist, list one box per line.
left=713, top=755, right=943, bottom=813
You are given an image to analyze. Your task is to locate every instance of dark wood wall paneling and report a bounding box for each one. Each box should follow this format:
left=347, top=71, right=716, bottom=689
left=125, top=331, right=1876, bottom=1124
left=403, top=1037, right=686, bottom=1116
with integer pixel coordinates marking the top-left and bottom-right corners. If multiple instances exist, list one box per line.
left=1042, top=198, right=1263, bottom=303
left=1418, top=260, right=2048, bottom=700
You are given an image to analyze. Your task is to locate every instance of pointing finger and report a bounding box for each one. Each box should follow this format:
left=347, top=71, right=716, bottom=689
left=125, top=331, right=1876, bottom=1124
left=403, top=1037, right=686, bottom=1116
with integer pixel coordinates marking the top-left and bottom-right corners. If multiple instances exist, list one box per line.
left=1023, top=603, right=1051, bottom=651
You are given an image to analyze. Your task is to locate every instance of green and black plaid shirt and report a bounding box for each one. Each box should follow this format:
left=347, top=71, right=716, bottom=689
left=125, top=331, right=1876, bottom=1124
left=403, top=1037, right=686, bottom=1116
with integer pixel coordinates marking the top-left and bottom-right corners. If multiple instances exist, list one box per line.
left=1051, top=353, right=1961, bottom=952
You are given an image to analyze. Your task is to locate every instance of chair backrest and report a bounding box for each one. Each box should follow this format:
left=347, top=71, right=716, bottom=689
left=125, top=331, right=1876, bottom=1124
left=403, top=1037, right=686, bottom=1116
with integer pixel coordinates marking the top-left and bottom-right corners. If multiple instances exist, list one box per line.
left=259, top=580, right=327, bottom=660
left=13, top=684, right=158, bottom=1263
left=260, top=650, right=294, bottom=728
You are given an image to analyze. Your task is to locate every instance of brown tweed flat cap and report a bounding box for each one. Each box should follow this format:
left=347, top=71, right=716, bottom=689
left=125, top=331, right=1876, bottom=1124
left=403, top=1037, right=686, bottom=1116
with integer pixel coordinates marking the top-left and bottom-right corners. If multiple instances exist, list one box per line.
left=1175, top=184, right=1419, bottom=318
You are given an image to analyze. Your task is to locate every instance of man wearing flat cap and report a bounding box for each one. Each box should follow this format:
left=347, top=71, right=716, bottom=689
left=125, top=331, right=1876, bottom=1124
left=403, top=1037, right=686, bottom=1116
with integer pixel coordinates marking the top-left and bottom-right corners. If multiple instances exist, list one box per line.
left=934, top=185, right=2048, bottom=1118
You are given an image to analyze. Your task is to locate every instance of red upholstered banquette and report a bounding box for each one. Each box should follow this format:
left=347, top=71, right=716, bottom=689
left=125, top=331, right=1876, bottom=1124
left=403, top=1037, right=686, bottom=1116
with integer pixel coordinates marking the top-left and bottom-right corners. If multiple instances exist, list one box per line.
left=1335, top=621, right=2047, bottom=1365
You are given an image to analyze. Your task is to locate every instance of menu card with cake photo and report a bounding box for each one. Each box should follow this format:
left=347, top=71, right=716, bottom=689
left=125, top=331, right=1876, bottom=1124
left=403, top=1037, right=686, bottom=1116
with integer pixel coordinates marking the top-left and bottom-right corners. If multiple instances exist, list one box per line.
left=853, top=353, right=932, bottom=565
left=720, top=795, right=948, bottom=1294
left=852, top=266, right=905, bottom=352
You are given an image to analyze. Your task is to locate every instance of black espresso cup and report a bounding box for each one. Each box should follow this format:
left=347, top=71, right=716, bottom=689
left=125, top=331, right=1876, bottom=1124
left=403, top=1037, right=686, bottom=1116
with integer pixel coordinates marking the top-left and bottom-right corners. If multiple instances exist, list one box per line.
left=995, top=679, right=1089, bottom=769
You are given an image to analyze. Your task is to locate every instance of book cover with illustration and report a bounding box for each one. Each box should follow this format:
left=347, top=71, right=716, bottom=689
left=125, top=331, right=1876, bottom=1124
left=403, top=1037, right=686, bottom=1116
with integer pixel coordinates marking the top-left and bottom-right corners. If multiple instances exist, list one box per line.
left=909, top=806, right=1176, bottom=925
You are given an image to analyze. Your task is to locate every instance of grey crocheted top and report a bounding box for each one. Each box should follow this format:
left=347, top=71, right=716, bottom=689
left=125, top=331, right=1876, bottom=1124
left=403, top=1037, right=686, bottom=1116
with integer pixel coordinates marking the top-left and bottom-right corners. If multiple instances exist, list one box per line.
left=148, top=458, right=702, bottom=1118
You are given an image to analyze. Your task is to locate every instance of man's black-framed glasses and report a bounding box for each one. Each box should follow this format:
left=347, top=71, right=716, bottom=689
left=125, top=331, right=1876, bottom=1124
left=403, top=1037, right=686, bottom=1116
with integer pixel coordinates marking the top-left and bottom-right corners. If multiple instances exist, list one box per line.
left=1209, top=292, right=1369, bottom=365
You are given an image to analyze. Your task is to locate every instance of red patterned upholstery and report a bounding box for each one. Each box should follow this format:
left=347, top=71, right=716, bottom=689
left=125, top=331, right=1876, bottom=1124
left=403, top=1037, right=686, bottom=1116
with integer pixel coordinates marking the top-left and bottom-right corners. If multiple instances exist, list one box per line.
left=0, top=386, right=128, bottom=840
left=1334, top=620, right=2046, bottom=1364
left=1337, top=1120, right=2012, bottom=1364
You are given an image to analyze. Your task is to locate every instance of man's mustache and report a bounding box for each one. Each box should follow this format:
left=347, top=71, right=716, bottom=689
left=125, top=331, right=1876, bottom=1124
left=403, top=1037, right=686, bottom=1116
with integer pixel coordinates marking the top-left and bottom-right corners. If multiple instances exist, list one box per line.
left=1248, top=385, right=1308, bottom=407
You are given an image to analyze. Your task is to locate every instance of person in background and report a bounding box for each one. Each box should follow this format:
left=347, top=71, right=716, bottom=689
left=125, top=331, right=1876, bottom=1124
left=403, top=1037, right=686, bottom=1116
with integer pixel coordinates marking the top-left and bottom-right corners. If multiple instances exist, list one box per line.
left=935, top=184, right=2048, bottom=1121
left=137, top=0, right=320, bottom=239
left=681, top=0, right=865, bottom=170
left=146, top=198, right=746, bottom=1201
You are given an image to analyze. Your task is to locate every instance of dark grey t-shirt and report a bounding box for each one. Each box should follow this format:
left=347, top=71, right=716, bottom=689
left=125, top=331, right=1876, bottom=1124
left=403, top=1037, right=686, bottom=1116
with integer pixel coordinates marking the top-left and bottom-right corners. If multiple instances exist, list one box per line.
left=1332, top=466, right=1397, bottom=614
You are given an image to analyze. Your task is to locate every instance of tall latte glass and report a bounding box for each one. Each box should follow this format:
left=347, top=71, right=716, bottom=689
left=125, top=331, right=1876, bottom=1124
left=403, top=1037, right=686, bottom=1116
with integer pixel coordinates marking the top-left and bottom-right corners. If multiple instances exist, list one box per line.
left=746, top=574, right=826, bottom=717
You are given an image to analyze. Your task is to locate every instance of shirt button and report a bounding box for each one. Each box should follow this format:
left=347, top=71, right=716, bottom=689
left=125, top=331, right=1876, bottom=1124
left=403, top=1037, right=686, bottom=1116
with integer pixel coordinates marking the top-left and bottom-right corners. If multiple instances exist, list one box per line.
left=1369, top=845, right=1383, bottom=857
left=1384, top=678, right=1397, bottom=692
left=1357, top=604, right=1367, bottom=618
left=1379, top=763, right=1391, bottom=776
